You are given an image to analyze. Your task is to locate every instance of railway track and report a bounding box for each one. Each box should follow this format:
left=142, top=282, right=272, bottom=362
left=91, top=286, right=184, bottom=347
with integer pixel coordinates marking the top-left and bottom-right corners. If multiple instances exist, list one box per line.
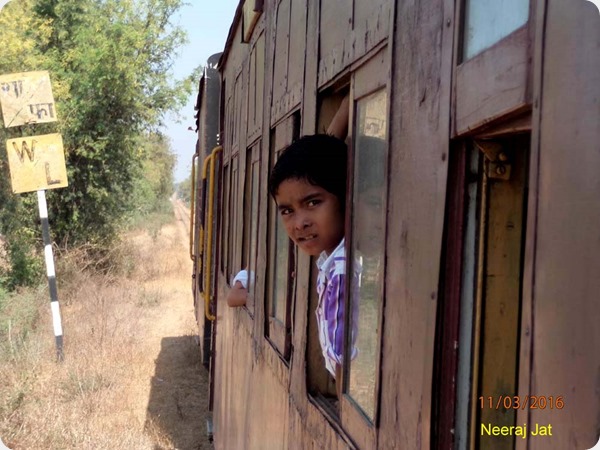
left=172, top=197, right=191, bottom=236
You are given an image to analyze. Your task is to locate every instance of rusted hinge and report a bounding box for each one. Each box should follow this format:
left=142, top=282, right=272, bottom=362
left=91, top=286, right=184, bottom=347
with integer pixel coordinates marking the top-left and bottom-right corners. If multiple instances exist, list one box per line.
left=474, top=140, right=511, bottom=180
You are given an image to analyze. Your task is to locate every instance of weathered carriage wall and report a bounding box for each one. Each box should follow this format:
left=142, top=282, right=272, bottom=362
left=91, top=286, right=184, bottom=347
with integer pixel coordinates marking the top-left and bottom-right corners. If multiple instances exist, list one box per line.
left=213, top=0, right=400, bottom=448
left=377, top=0, right=453, bottom=448
left=525, top=1, right=600, bottom=448
left=209, top=0, right=600, bottom=448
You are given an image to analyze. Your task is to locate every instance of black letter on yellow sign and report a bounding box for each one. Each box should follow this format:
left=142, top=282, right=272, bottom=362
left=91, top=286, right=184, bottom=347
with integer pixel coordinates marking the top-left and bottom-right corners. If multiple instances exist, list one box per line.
left=12, top=140, right=36, bottom=163
left=45, top=162, right=61, bottom=185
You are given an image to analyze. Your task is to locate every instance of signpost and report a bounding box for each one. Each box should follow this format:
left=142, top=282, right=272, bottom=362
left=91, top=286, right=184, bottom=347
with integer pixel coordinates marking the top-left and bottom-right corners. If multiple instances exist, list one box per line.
left=0, top=71, right=57, bottom=127
left=1, top=70, right=66, bottom=361
left=6, top=133, right=68, bottom=193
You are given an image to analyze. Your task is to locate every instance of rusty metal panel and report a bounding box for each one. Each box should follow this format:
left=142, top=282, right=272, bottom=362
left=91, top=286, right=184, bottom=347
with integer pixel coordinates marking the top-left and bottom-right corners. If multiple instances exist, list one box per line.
left=6, top=133, right=67, bottom=193
left=527, top=1, right=600, bottom=448
left=377, top=0, right=454, bottom=448
left=0, top=71, right=57, bottom=127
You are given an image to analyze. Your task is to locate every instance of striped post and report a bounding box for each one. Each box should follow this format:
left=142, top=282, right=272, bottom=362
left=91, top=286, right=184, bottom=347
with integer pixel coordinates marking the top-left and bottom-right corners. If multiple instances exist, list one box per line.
left=37, top=190, right=64, bottom=362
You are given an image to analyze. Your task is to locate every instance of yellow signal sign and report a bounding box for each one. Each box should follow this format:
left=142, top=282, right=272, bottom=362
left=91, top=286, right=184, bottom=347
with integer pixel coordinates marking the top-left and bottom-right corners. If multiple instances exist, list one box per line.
left=6, top=133, right=68, bottom=193
left=0, top=71, right=58, bottom=127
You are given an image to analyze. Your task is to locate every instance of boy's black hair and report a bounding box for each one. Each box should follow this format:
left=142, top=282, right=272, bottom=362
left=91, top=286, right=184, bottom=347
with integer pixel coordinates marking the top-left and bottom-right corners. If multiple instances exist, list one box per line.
left=268, top=134, right=348, bottom=210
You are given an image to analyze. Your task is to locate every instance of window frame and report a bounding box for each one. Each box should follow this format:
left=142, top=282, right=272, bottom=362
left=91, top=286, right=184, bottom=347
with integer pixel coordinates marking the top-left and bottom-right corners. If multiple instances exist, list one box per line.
left=228, top=155, right=240, bottom=283
left=266, top=112, right=299, bottom=359
left=452, top=0, right=536, bottom=137
left=242, top=142, right=261, bottom=314
left=220, top=163, right=231, bottom=275
left=338, top=49, right=389, bottom=450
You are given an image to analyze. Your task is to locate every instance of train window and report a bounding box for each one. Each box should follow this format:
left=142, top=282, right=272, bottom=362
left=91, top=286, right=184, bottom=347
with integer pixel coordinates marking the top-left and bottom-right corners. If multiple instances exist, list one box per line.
left=232, top=72, right=243, bottom=153
left=434, top=134, right=530, bottom=450
left=221, top=164, right=230, bottom=275
left=228, top=156, right=239, bottom=282
left=242, top=143, right=261, bottom=312
left=463, top=0, right=529, bottom=61
left=247, top=31, right=265, bottom=143
left=305, top=89, right=350, bottom=415
left=454, top=0, right=532, bottom=136
left=266, top=113, right=299, bottom=358
left=344, top=89, right=388, bottom=421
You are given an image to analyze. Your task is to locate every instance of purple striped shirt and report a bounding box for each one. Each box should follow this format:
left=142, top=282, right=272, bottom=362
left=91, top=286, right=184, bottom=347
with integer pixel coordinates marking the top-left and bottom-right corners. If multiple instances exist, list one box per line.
left=315, top=239, right=359, bottom=377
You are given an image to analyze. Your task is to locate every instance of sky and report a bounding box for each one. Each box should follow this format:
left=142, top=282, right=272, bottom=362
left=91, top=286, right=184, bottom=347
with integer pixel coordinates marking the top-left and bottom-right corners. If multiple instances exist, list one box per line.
left=164, top=0, right=240, bottom=183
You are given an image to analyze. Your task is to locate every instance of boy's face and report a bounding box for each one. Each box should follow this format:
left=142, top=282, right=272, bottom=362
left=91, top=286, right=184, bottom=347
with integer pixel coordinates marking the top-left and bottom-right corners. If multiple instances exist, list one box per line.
left=274, top=177, right=344, bottom=256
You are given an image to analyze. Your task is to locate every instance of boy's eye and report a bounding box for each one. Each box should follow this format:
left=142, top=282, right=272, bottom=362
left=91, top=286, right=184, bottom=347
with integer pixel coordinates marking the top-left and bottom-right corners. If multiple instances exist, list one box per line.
left=307, top=199, right=321, bottom=207
left=280, top=208, right=292, bottom=216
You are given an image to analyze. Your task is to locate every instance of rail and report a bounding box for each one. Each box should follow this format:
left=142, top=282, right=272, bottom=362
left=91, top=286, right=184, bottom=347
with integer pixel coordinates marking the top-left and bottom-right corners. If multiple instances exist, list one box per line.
left=202, top=146, right=222, bottom=321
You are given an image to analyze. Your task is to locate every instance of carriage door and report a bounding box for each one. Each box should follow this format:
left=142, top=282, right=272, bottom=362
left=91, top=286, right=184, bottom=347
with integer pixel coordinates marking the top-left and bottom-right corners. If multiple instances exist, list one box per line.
left=435, top=132, right=530, bottom=450
left=470, top=135, right=529, bottom=450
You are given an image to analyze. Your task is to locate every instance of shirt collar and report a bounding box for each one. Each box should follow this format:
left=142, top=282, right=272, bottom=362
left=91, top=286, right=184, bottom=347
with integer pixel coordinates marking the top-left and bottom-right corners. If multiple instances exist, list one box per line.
left=316, top=238, right=345, bottom=272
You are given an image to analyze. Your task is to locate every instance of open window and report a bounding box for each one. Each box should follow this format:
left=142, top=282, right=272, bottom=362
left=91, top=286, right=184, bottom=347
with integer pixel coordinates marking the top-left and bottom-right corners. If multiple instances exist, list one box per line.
left=306, top=48, right=389, bottom=450
left=227, top=156, right=240, bottom=283
left=306, top=89, right=349, bottom=406
left=242, top=142, right=261, bottom=313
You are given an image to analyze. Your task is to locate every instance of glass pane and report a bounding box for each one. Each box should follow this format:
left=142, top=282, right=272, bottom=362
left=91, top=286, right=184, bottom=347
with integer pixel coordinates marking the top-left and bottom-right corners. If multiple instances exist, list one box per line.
left=229, top=162, right=238, bottom=280
left=348, top=89, right=387, bottom=420
left=221, top=166, right=230, bottom=273
left=463, top=0, right=529, bottom=60
left=248, top=161, right=260, bottom=300
left=271, top=217, right=289, bottom=323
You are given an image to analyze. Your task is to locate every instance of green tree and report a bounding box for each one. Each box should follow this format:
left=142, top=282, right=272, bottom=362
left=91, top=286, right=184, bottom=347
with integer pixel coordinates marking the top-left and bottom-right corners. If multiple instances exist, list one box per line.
left=0, top=0, right=197, bottom=287
left=0, top=0, right=53, bottom=287
left=130, top=132, right=176, bottom=217
left=36, top=0, right=192, bottom=245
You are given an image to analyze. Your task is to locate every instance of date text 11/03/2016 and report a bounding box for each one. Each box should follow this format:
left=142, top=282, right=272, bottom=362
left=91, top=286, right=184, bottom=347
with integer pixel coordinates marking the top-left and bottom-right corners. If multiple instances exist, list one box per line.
left=479, top=395, right=564, bottom=410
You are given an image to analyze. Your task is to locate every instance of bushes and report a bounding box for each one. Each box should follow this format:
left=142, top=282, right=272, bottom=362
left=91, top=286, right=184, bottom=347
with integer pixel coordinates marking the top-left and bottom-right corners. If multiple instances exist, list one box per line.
left=0, top=0, right=193, bottom=289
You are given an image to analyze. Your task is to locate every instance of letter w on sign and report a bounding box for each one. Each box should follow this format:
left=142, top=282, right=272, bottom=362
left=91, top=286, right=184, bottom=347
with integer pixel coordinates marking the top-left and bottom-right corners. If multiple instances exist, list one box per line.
left=12, top=140, right=36, bottom=163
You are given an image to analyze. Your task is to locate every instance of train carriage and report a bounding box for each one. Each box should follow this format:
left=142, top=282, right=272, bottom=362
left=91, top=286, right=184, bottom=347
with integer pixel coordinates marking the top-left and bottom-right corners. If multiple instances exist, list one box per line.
left=190, top=0, right=600, bottom=449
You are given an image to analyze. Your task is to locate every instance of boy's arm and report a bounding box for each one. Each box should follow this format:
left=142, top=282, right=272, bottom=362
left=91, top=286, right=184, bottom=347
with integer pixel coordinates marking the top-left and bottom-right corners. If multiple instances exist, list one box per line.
left=226, top=282, right=247, bottom=307
left=327, top=95, right=350, bottom=141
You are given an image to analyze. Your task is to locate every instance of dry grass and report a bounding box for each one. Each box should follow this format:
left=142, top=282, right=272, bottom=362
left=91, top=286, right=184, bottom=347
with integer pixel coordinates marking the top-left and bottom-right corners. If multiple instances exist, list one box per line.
left=0, top=207, right=210, bottom=450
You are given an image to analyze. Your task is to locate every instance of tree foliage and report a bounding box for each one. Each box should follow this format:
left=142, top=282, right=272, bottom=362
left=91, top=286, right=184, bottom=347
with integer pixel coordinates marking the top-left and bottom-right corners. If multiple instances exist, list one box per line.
left=0, top=0, right=194, bottom=287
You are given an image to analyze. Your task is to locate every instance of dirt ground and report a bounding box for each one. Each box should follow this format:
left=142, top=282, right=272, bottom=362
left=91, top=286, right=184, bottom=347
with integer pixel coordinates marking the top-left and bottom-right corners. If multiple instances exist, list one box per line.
left=0, top=200, right=213, bottom=450
left=134, top=199, right=214, bottom=450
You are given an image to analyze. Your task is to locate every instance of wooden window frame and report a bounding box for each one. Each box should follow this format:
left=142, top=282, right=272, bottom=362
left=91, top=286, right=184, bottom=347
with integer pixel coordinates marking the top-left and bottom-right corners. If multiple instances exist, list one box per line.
left=247, top=28, right=265, bottom=144
left=452, top=0, right=536, bottom=137
left=266, top=113, right=299, bottom=359
left=337, top=48, right=389, bottom=450
left=228, top=156, right=239, bottom=282
left=221, top=163, right=230, bottom=275
left=242, top=142, right=261, bottom=315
